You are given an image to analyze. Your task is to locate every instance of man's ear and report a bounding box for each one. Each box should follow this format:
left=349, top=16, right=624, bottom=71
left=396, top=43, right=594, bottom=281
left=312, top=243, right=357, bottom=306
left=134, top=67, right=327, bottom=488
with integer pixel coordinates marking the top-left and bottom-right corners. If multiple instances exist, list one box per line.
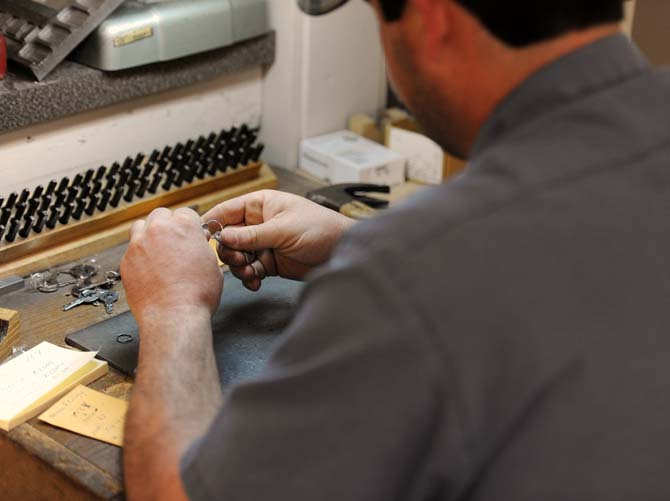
left=406, top=0, right=452, bottom=61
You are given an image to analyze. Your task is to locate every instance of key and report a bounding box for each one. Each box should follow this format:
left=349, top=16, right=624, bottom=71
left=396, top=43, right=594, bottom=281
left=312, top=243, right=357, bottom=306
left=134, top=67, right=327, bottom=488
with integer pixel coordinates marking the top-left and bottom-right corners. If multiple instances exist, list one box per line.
left=100, top=290, right=119, bottom=314
left=71, top=278, right=115, bottom=298
left=62, top=289, right=102, bottom=311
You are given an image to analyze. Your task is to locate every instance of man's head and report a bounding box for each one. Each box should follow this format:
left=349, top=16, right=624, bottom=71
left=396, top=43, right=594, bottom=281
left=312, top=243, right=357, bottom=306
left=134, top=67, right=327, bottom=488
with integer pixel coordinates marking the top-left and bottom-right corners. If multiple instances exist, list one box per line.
left=299, top=0, right=624, bottom=158
left=368, top=1, right=624, bottom=46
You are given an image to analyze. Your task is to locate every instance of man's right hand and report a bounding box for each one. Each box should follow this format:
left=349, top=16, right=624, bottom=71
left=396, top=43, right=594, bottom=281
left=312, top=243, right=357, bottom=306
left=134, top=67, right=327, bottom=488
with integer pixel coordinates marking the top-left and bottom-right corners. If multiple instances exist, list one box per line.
left=202, top=190, right=355, bottom=291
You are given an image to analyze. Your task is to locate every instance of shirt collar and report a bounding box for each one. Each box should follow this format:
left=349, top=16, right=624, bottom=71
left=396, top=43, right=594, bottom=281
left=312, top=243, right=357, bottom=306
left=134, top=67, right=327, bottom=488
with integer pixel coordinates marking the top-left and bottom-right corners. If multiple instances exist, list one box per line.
left=472, top=34, right=650, bottom=157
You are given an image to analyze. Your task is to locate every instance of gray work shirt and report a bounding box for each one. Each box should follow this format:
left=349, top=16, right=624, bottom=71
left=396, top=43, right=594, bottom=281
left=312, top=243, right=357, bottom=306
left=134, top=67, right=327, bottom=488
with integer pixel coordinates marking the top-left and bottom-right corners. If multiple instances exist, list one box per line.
left=181, top=35, right=670, bottom=500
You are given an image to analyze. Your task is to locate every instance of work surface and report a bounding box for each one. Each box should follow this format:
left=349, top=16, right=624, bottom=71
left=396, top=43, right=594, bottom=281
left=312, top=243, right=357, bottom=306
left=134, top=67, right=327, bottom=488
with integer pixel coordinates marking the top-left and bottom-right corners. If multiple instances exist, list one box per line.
left=0, top=168, right=322, bottom=500
left=0, top=168, right=425, bottom=500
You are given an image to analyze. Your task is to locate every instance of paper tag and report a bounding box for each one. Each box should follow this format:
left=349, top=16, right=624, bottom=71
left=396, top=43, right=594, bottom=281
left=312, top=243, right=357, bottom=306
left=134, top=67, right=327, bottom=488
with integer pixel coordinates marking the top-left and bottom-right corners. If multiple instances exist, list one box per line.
left=39, top=385, right=128, bottom=447
left=113, top=26, right=154, bottom=48
left=210, top=238, right=225, bottom=267
left=0, top=342, right=96, bottom=422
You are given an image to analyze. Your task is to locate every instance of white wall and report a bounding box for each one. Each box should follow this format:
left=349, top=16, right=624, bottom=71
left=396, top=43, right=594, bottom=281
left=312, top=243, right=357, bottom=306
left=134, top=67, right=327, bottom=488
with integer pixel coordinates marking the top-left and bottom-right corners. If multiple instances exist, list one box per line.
left=300, top=2, right=387, bottom=138
left=0, top=68, right=262, bottom=197
left=258, top=1, right=304, bottom=172
left=261, top=0, right=387, bottom=169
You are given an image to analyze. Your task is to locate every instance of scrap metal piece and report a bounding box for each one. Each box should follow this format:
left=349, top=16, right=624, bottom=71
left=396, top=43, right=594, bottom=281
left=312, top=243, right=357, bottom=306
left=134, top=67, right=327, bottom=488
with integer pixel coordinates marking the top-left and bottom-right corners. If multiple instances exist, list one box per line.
left=306, top=183, right=391, bottom=220
left=0, top=0, right=124, bottom=81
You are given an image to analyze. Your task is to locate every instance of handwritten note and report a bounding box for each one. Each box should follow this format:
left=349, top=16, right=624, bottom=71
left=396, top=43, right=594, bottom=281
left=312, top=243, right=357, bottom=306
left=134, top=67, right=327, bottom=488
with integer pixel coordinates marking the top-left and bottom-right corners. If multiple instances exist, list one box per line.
left=0, top=342, right=97, bottom=424
left=39, top=385, right=128, bottom=447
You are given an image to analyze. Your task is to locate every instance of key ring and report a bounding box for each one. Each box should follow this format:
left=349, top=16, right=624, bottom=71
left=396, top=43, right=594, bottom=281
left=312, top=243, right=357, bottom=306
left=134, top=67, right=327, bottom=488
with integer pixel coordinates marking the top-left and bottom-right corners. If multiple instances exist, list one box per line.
left=116, top=333, right=134, bottom=344
left=202, top=219, right=255, bottom=262
left=202, top=219, right=268, bottom=279
left=202, top=220, right=225, bottom=242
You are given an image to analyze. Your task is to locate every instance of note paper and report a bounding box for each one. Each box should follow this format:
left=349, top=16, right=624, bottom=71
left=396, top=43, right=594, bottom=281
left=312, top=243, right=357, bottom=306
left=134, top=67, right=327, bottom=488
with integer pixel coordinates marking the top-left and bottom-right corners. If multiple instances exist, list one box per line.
left=40, top=385, right=128, bottom=447
left=0, top=341, right=100, bottom=430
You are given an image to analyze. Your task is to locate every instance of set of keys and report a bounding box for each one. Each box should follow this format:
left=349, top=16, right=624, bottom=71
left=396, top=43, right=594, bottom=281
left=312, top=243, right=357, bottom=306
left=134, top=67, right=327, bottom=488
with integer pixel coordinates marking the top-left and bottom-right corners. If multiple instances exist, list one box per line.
left=202, top=220, right=270, bottom=279
left=63, top=288, right=119, bottom=314
left=30, top=262, right=100, bottom=293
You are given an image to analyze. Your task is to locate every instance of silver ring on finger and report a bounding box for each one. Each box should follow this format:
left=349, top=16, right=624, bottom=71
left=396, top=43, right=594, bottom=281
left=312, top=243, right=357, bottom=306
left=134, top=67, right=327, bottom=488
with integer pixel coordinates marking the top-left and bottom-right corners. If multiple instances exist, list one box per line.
left=250, top=259, right=267, bottom=280
left=243, top=251, right=255, bottom=265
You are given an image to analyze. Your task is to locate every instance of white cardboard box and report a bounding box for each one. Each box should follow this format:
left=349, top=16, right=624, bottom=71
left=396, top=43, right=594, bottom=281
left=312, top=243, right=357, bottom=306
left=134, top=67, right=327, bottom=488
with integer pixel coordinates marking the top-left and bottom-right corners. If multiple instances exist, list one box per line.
left=299, top=131, right=406, bottom=185
left=387, top=126, right=445, bottom=185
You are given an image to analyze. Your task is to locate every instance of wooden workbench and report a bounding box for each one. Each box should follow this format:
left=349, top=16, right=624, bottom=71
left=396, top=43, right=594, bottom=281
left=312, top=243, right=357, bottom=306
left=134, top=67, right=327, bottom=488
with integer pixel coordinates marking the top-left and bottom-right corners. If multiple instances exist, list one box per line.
left=0, top=168, right=425, bottom=500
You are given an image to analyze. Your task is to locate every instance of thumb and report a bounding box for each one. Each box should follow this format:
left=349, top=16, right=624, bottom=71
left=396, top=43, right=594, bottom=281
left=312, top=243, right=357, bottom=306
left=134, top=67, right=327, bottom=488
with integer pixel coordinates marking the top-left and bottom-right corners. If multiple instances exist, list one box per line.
left=219, top=222, right=281, bottom=251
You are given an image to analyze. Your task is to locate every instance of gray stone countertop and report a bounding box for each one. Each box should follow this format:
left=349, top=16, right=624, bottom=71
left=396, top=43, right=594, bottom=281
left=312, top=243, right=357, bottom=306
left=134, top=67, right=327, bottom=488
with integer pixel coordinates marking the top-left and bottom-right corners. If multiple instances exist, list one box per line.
left=0, top=32, right=275, bottom=134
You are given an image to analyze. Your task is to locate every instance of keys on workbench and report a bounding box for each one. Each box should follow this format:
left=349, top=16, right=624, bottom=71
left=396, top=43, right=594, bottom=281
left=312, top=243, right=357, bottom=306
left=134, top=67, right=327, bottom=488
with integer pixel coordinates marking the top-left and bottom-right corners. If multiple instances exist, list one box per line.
left=30, top=261, right=121, bottom=314
left=63, top=289, right=106, bottom=312
left=30, top=262, right=100, bottom=293
left=62, top=288, right=119, bottom=314
left=100, top=291, right=119, bottom=315
left=61, top=269, right=121, bottom=314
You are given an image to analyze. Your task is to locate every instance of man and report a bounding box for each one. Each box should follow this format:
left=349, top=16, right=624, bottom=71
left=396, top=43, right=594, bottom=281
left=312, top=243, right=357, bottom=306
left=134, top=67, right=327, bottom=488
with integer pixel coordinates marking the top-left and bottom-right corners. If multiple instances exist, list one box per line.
left=120, top=0, right=670, bottom=499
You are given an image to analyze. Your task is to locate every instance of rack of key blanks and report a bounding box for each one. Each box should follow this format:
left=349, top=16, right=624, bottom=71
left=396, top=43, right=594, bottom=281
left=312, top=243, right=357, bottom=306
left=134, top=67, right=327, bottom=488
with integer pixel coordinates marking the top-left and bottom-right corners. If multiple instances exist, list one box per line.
left=0, top=125, right=277, bottom=276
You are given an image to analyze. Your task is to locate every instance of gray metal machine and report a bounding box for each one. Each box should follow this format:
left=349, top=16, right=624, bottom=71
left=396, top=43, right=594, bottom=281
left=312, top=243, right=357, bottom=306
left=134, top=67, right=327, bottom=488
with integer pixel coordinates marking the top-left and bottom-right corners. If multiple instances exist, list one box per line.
left=73, top=0, right=269, bottom=71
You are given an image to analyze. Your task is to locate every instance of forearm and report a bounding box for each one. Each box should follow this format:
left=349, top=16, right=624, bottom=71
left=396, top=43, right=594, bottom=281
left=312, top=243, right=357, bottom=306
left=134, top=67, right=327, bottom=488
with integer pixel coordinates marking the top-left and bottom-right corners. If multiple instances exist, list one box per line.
left=124, top=307, right=223, bottom=500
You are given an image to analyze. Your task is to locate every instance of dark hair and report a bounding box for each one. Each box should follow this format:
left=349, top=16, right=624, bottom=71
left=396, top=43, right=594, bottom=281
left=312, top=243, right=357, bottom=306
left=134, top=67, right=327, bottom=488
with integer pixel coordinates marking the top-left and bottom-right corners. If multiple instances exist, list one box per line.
left=377, top=0, right=624, bottom=46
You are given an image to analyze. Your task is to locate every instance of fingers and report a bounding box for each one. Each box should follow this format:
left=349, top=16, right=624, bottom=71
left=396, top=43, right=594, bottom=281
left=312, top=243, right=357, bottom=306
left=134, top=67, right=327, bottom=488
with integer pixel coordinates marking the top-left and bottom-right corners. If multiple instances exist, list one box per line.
left=174, top=207, right=202, bottom=224
left=250, top=260, right=267, bottom=280
left=244, top=197, right=265, bottom=226
left=242, top=277, right=262, bottom=292
left=228, top=266, right=262, bottom=291
left=223, top=247, right=276, bottom=292
left=130, top=207, right=170, bottom=241
left=146, top=207, right=172, bottom=225
left=130, top=220, right=146, bottom=241
left=255, top=250, right=277, bottom=278
left=131, top=207, right=204, bottom=244
left=202, top=191, right=270, bottom=227
left=229, top=263, right=257, bottom=282
left=216, top=245, right=254, bottom=267
left=218, top=221, right=282, bottom=251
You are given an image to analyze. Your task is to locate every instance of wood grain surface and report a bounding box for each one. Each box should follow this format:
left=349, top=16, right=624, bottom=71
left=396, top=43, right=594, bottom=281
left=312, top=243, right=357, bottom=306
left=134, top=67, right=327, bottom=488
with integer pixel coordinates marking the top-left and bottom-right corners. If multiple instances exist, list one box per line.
left=0, top=307, right=19, bottom=360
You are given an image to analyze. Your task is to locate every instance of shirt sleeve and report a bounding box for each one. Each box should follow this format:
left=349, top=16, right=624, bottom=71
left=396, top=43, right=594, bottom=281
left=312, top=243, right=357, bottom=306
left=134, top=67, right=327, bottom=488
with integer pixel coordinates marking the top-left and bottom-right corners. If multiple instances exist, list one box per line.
left=180, top=260, right=442, bottom=501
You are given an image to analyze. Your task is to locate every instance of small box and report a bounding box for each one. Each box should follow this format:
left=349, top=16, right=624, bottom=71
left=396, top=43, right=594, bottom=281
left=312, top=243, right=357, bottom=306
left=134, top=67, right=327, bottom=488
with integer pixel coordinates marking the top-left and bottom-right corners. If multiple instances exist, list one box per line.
left=386, top=119, right=466, bottom=185
left=300, top=131, right=406, bottom=185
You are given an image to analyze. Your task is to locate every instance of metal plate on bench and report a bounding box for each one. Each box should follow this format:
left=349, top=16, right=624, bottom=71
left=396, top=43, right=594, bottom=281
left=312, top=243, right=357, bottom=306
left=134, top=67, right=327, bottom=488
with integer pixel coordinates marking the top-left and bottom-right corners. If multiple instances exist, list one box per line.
left=0, top=0, right=123, bottom=80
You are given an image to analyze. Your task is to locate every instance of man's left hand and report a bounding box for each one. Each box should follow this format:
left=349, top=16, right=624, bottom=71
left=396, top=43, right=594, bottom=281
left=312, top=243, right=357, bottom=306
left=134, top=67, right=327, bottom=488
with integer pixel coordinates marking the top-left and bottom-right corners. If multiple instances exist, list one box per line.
left=121, top=207, right=223, bottom=327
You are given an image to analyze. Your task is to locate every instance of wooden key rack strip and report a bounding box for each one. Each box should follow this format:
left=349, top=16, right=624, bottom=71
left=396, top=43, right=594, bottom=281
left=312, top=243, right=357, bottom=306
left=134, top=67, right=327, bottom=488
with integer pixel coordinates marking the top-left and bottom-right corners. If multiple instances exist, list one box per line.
left=0, top=126, right=277, bottom=276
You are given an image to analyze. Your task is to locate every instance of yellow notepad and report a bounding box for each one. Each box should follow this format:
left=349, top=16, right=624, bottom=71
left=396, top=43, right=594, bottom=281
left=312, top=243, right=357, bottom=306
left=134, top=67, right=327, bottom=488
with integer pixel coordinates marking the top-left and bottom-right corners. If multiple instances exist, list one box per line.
left=39, top=385, right=128, bottom=447
left=0, top=342, right=108, bottom=432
